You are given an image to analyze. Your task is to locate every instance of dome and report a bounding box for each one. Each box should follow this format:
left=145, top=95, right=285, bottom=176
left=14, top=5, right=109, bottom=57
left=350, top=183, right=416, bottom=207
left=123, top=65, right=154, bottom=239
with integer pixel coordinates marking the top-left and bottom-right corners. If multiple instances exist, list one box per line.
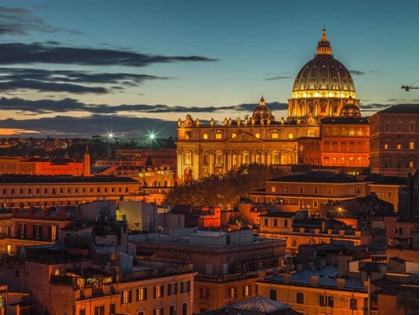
left=292, top=28, right=356, bottom=97
left=340, top=103, right=361, bottom=118
left=252, top=96, right=274, bottom=122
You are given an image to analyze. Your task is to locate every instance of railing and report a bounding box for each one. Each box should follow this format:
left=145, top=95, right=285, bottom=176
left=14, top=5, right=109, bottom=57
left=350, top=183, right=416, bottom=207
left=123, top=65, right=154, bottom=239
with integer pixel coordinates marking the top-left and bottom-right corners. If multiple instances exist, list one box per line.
left=119, top=263, right=193, bottom=282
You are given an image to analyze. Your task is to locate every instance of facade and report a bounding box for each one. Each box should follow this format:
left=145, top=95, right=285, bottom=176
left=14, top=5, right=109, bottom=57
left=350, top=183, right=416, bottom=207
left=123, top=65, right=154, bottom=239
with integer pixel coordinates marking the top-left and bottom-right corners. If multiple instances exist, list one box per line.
left=0, top=176, right=141, bottom=211
left=130, top=229, right=287, bottom=313
left=176, top=29, right=366, bottom=182
left=368, top=104, right=419, bottom=177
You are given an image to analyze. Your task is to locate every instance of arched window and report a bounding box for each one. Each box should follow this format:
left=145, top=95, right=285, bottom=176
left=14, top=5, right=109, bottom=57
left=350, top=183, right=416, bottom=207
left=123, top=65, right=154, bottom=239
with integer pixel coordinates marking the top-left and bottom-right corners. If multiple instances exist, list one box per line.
left=184, top=152, right=192, bottom=165
left=169, top=305, right=176, bottom=315
left=182, top=303, right=188, bottom=315
left=217, top=153, right=223, bottom=165
left=324, top=141, right=330, bottom=151
left=256, top=154, right=261, bottom=164
left=273, top=154, right=279, bottom=165
left=340, top=142, right=347, bottom=151
left=154, top=307, right=163, bottom=315
left=332, top=141, right=338, bottom=151
left=243, top=153, right=250, bottom=164
left=269, top=289, right=277, bottom=301
left=349, top=141, right=355, bottom=151
left=349, top=297, right=357, bottom=310
left=357, top=141, right=364, bottom=151
left=323, top=157, right=330, bottom=166
left=296, top=292, right=304, bottom=304
left=232, top=155, right=237, bottom=166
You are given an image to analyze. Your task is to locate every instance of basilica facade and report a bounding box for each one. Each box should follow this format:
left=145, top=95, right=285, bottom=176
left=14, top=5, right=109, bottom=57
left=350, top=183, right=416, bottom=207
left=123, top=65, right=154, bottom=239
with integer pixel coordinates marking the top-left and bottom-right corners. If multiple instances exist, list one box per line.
left=176, top=29, right=369, bottom=181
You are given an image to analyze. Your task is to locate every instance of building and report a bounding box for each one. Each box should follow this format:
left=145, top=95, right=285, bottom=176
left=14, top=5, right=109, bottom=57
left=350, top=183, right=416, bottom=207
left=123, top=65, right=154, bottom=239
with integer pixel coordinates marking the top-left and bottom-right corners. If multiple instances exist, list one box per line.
left=176, top=29, right=366, bottom=182
left=368, top=104, right=419, bottom=177
left=130, top=229, right=287, bottom=313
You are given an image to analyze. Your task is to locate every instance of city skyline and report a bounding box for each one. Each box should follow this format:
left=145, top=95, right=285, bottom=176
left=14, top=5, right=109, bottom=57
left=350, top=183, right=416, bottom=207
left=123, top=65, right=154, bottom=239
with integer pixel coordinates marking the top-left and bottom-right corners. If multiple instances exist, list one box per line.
left=0, top=0, right=418, bottom=138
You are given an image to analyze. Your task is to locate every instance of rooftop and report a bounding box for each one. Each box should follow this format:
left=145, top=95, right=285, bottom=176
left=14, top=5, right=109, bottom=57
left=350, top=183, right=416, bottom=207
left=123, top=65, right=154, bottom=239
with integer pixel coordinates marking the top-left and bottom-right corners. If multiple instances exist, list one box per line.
left=0, top=175, right=139, bottom=184
left=377, top=104, right=419, bottom=114
left=267, top=173, right=358, bottom=183
left=264, top=266, right=366, bottom=292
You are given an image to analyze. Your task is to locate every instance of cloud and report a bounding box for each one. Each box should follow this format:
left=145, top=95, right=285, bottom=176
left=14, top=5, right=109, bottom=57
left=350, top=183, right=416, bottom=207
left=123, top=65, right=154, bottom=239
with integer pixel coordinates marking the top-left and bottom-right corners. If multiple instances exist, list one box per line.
left=0, top=6, right=61, bottom=35
left=0, top=42, right=218, bottom=67
left=264, top=76, right=293, bottom=81
left=0, top=97, right=289, bottom=116
left=349, top=70, right=366, bottom=75
left=0, top=68, right=171, bottom=94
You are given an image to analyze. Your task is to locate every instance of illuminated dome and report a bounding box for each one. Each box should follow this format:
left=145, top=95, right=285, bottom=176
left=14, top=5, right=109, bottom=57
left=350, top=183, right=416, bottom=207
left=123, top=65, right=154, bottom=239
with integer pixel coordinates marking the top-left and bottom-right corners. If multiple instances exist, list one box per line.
left=252, top=96, right=274, bottom=122
left=340, top=103, right=361, bottom=118
left=288, top=28, right=360, bottom=118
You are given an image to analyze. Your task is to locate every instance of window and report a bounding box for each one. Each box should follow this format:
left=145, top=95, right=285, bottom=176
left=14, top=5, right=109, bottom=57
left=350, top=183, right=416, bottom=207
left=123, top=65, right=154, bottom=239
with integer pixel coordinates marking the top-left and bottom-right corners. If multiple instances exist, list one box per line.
left=397, top=143, right=402, bottom=150
left=121, top=289, right=132, bottom=304
left=288, top=133, right=294, bottom=139
left=154, top=285, right=164, bottom=298
left=410, top=122, right=416, bottom=131
left=200, top=287, right=209, bottom=299
left=137, top=287, right=147, bottom=301
left=319, top=295, right=334, bottom=307
left=89, top=188, right=93, bottom=193
left=154, top=307, right=163, bottom=315
left=285, top=186, right=289, bottom=193
left=299, top=187, right=304, bottom=194
left=313, top=187, right=318, bottom=194
left=379, top=191, right=384, bottom=197
left=97, top=187, right=101, bottom=193
left=349, top=297, right=357, bottom=310
left=36, top=188, right=40, bottom=194
left=409, top=161, right=414, bottom=168
left=284, top=220, right=288, bottom=228
left=384, top=160, right=390, bottom=168
left=110, top=304, right=115, bottom=314
left=327, top=188, right=332, bottom=195
left=385, top=122, right=390, bottom=131
left=313, top=200, right=318, bottom=208
left=49, top=226, right=57, bottom=241
left=215, top=133, right=222, bottom=139
left=296, top=292, right=304, bottom=304
left=273, top=219, right=278, bottom=227
left=271, top=186, right=276, bottom=192
left=182, top=303, right=188, bottom=315
left=79, top=310, right=86, bottom=315
left=33, top=225, right=42, bottom=240
left=410, top=141, right=415, bottom=150
left=19, top=223, right=26, bottom=239
left=384, top=143, right=389, bottom=150
left=271, top=133, right=279, bottom=139
left=231, top=133, right=236, bottom=138
left=387, top=192, right=392, bottom=197
left=228, top=287, right=237, bottom=299
left=203, top=134, right=208, bottom=139
left=269, top=289, right=277, bottom=301
left=168, top=282, right=178, bottom=296
left=94, top=307, right=104, bottom=315
left=243, top=285, right=251, bottom=297
left=264, top=218, right=268, bottom=226
left=308, top=130, right=315, bottom=137
left=184, top=152, right=191, bottom=165
left=397, top=123, right=402, bottom=131
left=19, top=188, right=23, bottom=194
left=169, top=305, right=176, bottom=315
left=255, top=133, right=260, bottom=138
left=181, top=280, right=191, bottom=293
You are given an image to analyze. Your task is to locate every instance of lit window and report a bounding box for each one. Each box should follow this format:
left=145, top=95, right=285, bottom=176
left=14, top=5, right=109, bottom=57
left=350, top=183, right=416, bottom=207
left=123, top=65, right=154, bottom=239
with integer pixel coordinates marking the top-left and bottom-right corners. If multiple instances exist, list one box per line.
left=232, top=133, right=236, bottom=138
left=203, top=134, right=208, bottom=139
left=384, top=143, right=389, bottom=150
left=255, top=133, right=260, bottom=138
left=320, top=295, right=334, bottom=307
left=181, top=280, right=191, bottom=293
left=271, top=133, right=279, bottom=139
left=410, top=142, right=415, bottom=150
left=215, top=133, right=222, bottom=139
left=228, top=287, right=237, bottom=299
left=349, top=298, right=357, bottom=310
left=308, top=130, right=315, bottom=137
left=379, top=191, right=384, bottom=197
left=154, top=285, right=164, bottom=298
left=409, top=161, right=414, bottom=168
left=168, top=282, right=178, bottom=296
left=271, top=186, right=276, bottom=192
left=285, top=186, right=289, bottom=193
left=348, top=129, right=355, bottom=136
left=200, top=288, right=209, bottom=299
left=137, top=287, right=147, bottom=301
left=273, top=219, right=278, bottom=227
left=288, top=133, right=294, bottom=139
left=244, top=285, right=251, bottom=297
left=397, top=143, right=402, bottom=150
left=121, top=289, right=132, bottom=304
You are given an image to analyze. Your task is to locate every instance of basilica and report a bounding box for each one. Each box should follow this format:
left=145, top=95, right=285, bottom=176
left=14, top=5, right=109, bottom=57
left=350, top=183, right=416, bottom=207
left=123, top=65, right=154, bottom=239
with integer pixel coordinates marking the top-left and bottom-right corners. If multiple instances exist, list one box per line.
left=175, top=29, right=376, bottom=181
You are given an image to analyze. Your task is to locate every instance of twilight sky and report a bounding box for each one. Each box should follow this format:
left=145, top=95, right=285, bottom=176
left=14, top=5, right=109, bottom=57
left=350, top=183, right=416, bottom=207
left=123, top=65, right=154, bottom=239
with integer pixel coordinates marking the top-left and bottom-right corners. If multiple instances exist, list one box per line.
left=0, top=0, right=418, bottom=138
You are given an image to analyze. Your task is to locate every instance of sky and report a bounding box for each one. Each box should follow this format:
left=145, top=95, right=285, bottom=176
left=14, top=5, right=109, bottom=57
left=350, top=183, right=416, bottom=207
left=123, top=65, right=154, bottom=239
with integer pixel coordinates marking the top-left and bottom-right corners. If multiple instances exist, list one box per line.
left=0, top=0, right=418, bottom=138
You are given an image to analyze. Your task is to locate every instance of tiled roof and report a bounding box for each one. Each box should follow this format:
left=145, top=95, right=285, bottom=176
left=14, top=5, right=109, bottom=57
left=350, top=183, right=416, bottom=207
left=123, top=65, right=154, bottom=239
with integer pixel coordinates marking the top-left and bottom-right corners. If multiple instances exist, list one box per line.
left=377, top=104, right=419, bottom=114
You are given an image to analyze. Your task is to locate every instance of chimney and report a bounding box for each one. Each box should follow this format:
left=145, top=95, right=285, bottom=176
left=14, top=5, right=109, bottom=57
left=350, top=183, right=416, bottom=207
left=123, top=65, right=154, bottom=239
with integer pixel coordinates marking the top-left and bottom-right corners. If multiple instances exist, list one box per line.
left=284, top=273, right=291, bottom=283
left=272, top=267, right=279, bottom=276
left=310, top=275, right=319, bottom=286
left=258, top=270, right=266, bottom=281
left=83, top=145, right=91, bottom=177
left=336, top=278, right=345, bottom=289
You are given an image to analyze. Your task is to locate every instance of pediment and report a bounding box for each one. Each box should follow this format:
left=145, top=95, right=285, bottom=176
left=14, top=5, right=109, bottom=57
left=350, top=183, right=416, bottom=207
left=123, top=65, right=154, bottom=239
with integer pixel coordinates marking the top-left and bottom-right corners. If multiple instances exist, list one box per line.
left=227, top=131, right=263, bottom=142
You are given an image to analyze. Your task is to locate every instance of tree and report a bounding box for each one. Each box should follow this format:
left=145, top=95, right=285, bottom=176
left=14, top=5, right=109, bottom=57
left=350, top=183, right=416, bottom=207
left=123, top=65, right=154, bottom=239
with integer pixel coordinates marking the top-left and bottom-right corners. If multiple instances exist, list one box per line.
left=163, top=163, right=285, bottom=207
